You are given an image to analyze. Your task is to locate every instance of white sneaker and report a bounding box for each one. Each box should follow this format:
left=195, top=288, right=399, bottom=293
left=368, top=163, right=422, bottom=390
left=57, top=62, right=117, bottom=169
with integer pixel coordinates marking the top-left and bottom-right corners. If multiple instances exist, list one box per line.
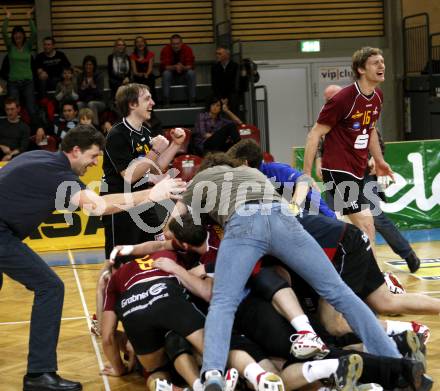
left=225, top=368, right=239, bottom=391
left=357, top=384, right=383, bottom=391
left=383, top=272, right=406, bottom=294
left=204, top=370, right=225, bottom=391
left=154, top=379, right=173, bottom=391
left=290, top=331, right=330, bottom=359
left=256, top=372, right=284, bottom=391
left=411, top=321, right=431, bottom=344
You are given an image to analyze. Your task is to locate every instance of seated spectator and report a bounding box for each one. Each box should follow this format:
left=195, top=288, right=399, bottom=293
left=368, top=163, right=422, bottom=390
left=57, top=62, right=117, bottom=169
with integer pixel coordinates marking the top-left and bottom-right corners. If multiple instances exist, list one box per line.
left=108, top=38, right=131, bottom=101
left=35, top=36, right=71, bottom=97
left=78, top=107, right=95, bottom=126
left=77, top=55, right=105, bottom=125
left=99, top=109, right=119, bottom=135
left=211, top=46, right=240, bottom=112
left=129, top=36, right=156, bottom=102
left=2, top=7, right=37, bottom=124
left=160, top=34, right=196, bottom=106
left=192, top=96, right=241, bottom=155
left=55, top=66, right=78, bottom=104
left=0, top=97, right=30, bottom=160
left=53, top=100, right=78, bottom=142
left=28, top=125, right=57, bottom=152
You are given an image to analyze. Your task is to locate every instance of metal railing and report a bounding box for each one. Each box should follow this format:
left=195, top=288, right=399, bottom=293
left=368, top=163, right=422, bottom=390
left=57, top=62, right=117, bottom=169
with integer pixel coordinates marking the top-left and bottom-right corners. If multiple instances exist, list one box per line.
left=402, top=13, right=430, bottom=75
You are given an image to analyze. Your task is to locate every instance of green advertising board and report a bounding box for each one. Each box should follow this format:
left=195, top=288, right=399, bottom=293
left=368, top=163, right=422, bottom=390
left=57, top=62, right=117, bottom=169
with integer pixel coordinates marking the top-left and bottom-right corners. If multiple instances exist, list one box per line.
left=293, top=140, right=440, bottom=230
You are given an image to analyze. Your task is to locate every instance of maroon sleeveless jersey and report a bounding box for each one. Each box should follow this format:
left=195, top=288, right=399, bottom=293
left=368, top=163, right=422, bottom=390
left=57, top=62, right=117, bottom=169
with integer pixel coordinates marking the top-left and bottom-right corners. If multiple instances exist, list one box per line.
left=318, top=82, right=383, bottom=179
left=104, top=250, right=178, bottom=311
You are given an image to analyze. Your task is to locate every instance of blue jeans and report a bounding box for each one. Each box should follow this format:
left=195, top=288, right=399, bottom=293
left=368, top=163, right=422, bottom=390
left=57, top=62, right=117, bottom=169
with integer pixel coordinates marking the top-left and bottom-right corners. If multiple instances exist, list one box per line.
left=365, top=175, right=412, bottom=258
left=0, top=224, right=64, bottom=373
left=8, top=79, right=37, bottom=120
left=201, top=203, right=400, bottom=375
left=161, top=69, right=196, bottom=102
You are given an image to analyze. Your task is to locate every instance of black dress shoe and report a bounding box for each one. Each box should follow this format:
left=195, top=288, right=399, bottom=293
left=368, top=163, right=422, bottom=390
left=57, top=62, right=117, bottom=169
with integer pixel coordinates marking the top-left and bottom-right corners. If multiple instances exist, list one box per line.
left=23, top=373, right=82, bottom=391
left=405, top=251, right=421, bottom=273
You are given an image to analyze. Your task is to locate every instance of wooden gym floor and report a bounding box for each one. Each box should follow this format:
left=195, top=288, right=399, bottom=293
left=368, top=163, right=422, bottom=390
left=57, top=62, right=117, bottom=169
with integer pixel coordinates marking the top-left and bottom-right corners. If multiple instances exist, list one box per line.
left=0, top=239, right=439, bottom=391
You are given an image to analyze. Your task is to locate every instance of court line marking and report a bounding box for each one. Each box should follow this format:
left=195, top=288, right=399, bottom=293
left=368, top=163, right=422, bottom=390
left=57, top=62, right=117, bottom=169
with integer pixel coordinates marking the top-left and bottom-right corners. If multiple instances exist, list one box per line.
left=68, top=249, right=111, bottom=391
left=0, top=316, right=86, bottom=326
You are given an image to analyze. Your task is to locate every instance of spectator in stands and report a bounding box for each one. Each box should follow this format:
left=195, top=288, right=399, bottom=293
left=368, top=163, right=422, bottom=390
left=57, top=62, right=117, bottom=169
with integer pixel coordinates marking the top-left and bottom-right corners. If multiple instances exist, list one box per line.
left=79, top=107, right=95, bottom=126
left=211, top=46, right=240, bottom=112
left=53, top=100, right=78, bottom=142
left=108, top=38, right=131, bottom=101
left=55, top=66, right=78, bottom=104
left=77, top=55, right=105, bottom=126
left=2, top=7, right=37, bottom=124
left=192, top=96, right=241, bottom=155
left=35, top=36, right=71, bottom=97
left=0, top=97, right=30, bottom=160
left=28, top=124, right=57, bottom=152
left=99, top=110, right=119, bottom=135
left=130, top=36, right=156, bottom=102
left=160, top=34, right=196, bottom=106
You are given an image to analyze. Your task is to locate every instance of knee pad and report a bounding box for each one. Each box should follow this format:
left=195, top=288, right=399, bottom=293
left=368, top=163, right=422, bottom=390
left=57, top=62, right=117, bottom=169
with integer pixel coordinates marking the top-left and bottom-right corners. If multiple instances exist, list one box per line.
left=165, top=331, right=193, bottom=363
left=250, top=267, right=290, bottom=301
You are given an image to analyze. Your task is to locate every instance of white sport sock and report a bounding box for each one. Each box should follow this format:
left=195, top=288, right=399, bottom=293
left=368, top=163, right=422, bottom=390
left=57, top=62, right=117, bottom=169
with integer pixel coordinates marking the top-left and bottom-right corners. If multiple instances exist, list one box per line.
left=193, top=378, right=203, bottom=391
left=244, top=362, right=265, bottom=389
left=301, top=359, right=339, bottom=383
left=385, top=320, right=412, bottom=335
left=291, top=314, right=315, bottom=333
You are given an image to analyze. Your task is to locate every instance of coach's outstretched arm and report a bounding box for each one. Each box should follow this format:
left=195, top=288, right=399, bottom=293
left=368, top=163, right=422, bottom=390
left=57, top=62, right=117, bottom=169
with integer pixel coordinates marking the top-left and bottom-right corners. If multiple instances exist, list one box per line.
left=70, top=176, right=186, bottom=216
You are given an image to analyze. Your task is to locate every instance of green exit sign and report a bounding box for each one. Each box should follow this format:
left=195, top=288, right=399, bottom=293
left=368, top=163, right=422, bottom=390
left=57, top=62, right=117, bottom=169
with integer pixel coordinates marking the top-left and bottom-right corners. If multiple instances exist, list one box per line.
left=300, top=40, right=320, bottom=52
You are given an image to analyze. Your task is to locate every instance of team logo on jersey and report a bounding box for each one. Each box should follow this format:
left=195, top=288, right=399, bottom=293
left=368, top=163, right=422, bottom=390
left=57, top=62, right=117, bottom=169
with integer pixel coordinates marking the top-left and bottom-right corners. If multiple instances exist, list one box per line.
left=373, top=106, right=379, bottom=116
left=353, top=122, right=361, bottom=130
left=136, top=143, right=144, bottom=152
left=351, top=111, right=363, bottom=119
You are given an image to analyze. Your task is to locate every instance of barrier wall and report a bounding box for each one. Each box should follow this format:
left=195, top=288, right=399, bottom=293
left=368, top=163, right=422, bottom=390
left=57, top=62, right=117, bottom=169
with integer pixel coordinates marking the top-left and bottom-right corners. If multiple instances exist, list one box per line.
left=292, top=140, right=440, bottom=230
left=0, top=157, right=105, bottom=252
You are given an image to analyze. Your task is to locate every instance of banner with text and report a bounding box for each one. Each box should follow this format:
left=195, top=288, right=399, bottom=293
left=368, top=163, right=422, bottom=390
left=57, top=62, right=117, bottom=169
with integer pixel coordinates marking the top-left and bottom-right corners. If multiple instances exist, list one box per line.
left=292, top=140, right=440, bottom=230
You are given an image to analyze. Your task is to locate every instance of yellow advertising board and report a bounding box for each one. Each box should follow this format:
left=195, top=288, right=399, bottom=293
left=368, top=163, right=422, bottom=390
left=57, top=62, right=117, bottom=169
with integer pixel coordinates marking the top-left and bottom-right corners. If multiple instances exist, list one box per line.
left=0, top=157, right=105, bottom=252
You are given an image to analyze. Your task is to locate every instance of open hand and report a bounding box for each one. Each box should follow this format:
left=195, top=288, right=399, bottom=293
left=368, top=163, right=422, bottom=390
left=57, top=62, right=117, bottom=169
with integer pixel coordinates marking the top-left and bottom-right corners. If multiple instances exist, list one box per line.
left=149, top=176, right=187, bottom=202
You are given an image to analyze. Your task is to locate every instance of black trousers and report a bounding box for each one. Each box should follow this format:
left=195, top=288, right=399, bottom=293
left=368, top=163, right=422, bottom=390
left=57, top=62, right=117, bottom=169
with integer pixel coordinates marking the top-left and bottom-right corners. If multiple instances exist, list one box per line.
left=203, top=123, right=241, bottom=154
left=0, top=224, right=64, bottom=373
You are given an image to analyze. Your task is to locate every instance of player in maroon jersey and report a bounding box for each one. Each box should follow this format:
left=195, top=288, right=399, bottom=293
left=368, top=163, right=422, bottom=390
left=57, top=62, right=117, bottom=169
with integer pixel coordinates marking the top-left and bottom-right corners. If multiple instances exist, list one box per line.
left=303, top=47, right=394, bottom=245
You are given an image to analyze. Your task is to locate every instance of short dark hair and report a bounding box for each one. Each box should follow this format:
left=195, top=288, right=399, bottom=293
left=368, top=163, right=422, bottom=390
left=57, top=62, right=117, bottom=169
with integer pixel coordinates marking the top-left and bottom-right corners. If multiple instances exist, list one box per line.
left=204, top=96, right=222, bottom=112
left=227, top=139, right=262, bottom=169
left=352, top=47, right=383, bottom=79
left=61, top=99, right=78, bottom=112
left=115, top=83, right=150, bottom=117
left=4, top=96, right=19, bottom=107
left=198, top=152, right=242, bottom=173
left=60, top=125, right=105, bottom=153
left=170, top=34, right=182, bottom=41
left=43, top=36, right=55, bottom=44
left=168, top=214, right=207, bottom=246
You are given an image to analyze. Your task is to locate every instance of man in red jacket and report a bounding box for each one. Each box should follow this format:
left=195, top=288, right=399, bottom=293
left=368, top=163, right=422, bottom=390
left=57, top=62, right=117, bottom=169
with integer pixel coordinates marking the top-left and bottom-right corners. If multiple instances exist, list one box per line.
left=160, top=34, right=196, bottom=106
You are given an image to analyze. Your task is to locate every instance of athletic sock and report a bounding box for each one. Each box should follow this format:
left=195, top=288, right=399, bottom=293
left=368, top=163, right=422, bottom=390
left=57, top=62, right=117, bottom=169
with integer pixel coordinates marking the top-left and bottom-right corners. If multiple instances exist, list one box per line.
left=244, top=362, right=265, bottom=389
left=301, top=359, right=339, bottom=383
left=193, top=378, right=203, bottom=391
left=385, top=320, right=413, bottom=335
left=291, top=314, right=315, bottom=333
